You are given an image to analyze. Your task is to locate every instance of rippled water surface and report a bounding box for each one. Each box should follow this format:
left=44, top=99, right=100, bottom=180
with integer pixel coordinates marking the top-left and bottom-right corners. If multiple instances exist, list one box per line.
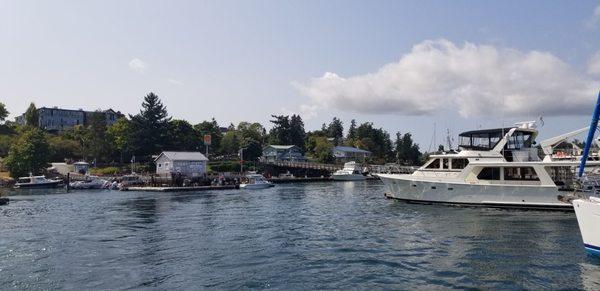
left=1, top=181, right=599, bottom=289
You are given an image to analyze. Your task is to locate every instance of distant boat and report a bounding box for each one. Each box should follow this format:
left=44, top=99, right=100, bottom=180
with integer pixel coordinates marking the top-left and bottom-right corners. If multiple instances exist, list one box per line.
left=332, top=161, right=366, bottom=181
left=14, top=174, right=63, bottom=189
left=240, top=173, right=275, bottom=189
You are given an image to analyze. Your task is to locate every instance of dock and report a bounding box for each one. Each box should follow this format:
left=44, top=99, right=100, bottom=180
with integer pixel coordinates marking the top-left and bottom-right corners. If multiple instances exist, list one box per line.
left=268, top=177, right=333, bottom=183
left=121, top=185, right=239, bottom=192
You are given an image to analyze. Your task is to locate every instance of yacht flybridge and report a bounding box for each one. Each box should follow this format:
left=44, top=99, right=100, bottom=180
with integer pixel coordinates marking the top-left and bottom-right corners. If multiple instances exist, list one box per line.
left=379, top=121, right=600, bottom=210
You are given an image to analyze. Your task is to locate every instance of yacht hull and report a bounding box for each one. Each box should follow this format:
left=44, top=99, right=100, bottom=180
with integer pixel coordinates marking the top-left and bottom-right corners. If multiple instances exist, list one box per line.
left=14, top=181, right=63, bottom=189
left=378, top=174, right=571, bottom=210
left=240, top=183, right=275, bottom=189
left=573, top=198, right=600, bottom=256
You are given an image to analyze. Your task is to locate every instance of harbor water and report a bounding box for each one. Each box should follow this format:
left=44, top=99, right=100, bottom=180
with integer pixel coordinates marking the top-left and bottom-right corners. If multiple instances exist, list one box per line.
left=1, top=181, right=599, bottom=289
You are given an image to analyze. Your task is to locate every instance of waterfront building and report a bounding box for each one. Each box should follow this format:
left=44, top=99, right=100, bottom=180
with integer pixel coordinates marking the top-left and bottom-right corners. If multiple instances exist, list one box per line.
left=155, top=151, right=208, bottom=177
left=332, top=146, right=372, bottom=163
left=261, top=145, right=307, bottom=162
left=15, top=107, right=123, bottom=131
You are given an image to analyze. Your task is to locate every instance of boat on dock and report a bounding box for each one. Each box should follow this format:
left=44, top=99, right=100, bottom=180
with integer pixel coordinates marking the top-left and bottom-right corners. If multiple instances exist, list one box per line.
left=332, top=161, right=367, bottom=181
left=378, top=120, right=600, bottom=210
left=69, top=175, right=110, bottom=190
left=14, top=174, right=63, bottom=189
left=240, top=173, right=275, bottom=189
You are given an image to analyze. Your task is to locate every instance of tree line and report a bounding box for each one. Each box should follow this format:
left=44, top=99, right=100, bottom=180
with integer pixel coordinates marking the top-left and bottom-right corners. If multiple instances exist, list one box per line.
left=0, top=92, right=423, bottom=177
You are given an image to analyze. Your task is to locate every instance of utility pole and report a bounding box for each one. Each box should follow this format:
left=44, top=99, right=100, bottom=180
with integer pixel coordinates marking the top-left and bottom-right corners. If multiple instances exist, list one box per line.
left=239, top=147, right=246, bottom=175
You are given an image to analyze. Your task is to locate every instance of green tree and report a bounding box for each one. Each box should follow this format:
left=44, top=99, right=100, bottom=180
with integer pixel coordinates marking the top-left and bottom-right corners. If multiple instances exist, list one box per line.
left=167, top=119, right=200, bottom=151
left=355, top=122, right=393, bottom=163
left=129, top=92, right=171, bottom=160
left=289, top=115, right=306, bottom=152
left=5, top=127, right=50, bottom=177
left=347, top=119, right=357, bottom=140
left=48, top=135, right=82, bottom=162
left=0, top=102, right=9, bottom=122
left=24, top=102, right=39, bottom=127
left=268, top=115, right=291, bottom=145
left=221, top=131, right=241, bottom=156
left=313, top=136, right=334, bottom=164
left=394, top=132, right=422, bottom=165
left=87, top=111, right=111, bottom=164
left=107, top=117, right=131, bottom=163
left=240, top=137, right=262, bottom=162
left=326, top=117, right=344, bottom=145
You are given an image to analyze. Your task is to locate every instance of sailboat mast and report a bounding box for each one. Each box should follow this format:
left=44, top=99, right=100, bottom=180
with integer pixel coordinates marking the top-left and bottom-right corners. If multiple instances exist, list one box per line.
left=578, top=90, right=600, bottom=177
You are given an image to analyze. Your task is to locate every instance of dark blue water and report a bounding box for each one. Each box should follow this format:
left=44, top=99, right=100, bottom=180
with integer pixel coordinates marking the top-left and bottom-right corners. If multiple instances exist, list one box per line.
left=1, top=181, right=599, bottom=290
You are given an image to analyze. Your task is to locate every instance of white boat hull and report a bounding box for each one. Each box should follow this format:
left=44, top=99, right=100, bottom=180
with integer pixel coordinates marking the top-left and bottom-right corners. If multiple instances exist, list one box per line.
left=240, top=183, right=275, bottom=189
left=378, top=174, right=571, bottom=210
left=573, top=198, right=600, bottom=256
left=332, top=174, right=366, bottom=181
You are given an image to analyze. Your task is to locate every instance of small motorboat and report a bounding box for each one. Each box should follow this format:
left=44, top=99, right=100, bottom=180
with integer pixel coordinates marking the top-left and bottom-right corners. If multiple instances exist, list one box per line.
left=332, top=161, right=367, bottom=181
left=573, top=197, right=600, bottom=256
left=240, top=173, right=275, bottom=189
left=14, top=174, right=63, bottom=189
left=69, top=175, right=109, bottom=189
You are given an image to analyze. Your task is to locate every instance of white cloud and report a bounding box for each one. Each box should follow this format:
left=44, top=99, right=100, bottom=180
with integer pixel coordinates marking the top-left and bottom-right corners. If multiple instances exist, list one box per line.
left=168, top=78, right=184, bottom=85
left=128, top=58, right=147, bottom=73
left=294, top=39, right=596, bottom=118
left=588, top=51, right=600, bottom=75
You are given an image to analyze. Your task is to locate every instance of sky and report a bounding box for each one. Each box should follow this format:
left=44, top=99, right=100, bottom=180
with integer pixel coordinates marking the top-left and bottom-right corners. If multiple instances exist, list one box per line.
left=1, top=0, right=600, bottom=149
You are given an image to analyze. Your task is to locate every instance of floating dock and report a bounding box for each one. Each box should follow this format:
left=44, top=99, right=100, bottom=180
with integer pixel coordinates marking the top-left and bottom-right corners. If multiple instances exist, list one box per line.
left=122, top=185, right=239, bottom=192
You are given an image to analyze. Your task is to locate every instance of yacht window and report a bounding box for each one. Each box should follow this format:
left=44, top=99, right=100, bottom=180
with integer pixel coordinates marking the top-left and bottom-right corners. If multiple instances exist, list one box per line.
left=425, top=159, right=440, bottom=169
left=442, top=159, right=449, bottom=169
left=504, top=167, right=540, bottom=181
left=477, top=167, right=501, bottom=180
left=452, top=158, right=469, bottom=169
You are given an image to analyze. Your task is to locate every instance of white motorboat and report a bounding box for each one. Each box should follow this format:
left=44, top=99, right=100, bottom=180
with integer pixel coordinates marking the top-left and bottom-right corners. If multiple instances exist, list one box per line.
left=240, top=173, right=275, bottom=189
left=69, top=175, right=109, bottom=189
left=573, top=197, right=600, bottom=256
left=378, top=121, right=600, bottom=210
left=332, top=161, right=366, bottom=181
left=14, top=174, right=63, bottom=189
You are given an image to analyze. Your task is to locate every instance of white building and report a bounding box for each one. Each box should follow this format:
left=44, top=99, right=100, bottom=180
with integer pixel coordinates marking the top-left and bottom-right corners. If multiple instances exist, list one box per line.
left=155, top=151, right=208, bottom=177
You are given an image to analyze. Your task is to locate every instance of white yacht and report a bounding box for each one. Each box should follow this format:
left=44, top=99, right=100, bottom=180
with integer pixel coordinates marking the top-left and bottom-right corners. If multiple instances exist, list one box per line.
left=332, top=161, right=366, bottom=181
left=240, top=173, right=275, bottom=189
left=69, top=175, right=109, bottom=190
left=378, top=121, right=600, bottom=210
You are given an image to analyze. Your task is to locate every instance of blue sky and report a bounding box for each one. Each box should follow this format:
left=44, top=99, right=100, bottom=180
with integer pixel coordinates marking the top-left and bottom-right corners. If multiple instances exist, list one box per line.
left=1, top=0, right=600, bottom=149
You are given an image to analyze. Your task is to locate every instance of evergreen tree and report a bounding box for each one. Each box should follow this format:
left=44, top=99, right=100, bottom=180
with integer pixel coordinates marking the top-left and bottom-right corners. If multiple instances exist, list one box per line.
left=24, top=102, right=39, bottom=127
left=347, top=119, right=357, bottom=140
left=128, top=92, right=171, bottom=160
left=268, top=115, right=291, bottom=145
left=289, top=114, right=306, bottom=152
left=394, top=132, right=422, bottom=165
left=5, top=127, right=50, bottom=177
left=326, top=117, right=344, bottom=144
left=0, top=102, right=8, bottom=122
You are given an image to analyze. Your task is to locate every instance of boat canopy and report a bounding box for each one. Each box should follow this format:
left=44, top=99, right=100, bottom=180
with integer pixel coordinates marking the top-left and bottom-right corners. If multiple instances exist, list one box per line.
left=458, top=127, right=537, bottom=151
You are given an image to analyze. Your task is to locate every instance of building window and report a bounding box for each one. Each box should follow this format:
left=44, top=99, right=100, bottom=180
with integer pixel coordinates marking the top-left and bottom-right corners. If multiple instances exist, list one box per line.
left=158, top=163, right=162, bottom=168
left=477, top=167, right=501, bottom=180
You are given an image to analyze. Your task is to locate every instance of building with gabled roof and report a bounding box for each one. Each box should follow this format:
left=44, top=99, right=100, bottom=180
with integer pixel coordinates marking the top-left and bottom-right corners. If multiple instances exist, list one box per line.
left=155, top=151, right=209, bottom=177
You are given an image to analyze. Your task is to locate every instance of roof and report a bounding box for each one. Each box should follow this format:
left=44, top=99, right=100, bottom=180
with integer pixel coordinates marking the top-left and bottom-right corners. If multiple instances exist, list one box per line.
left=265, top=145, right=298, bottom=150
left=333, top=146, right=371, bottom=154
left=155, top=151, right=208, bottom=161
